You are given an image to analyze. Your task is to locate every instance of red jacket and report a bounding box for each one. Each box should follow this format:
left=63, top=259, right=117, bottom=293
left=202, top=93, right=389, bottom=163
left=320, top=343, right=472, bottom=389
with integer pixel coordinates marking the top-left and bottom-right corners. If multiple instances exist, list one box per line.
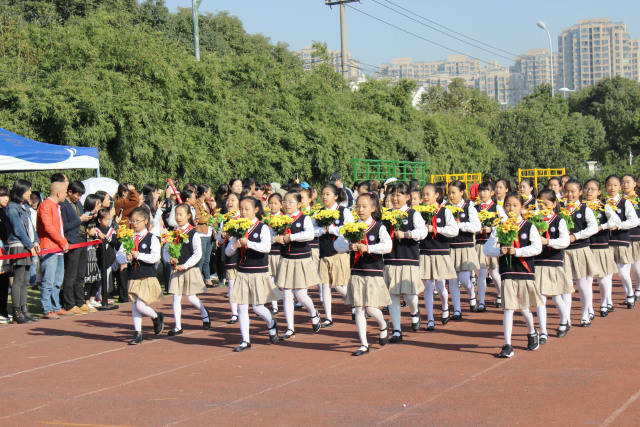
left=37, top=197, right=69, bottom=252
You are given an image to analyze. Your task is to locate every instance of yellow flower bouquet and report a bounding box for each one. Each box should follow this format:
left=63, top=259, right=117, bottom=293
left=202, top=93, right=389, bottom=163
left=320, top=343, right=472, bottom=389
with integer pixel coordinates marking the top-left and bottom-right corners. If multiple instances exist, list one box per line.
left=529, top=209, right=553, bottom=234
left=381, top=207, right=408, bottom=232
left=340, top=222, right=368, bottom=244
left=558, top=206, right=575, bottom=231
left=269, top=215, right=294, bottom=235
left=587, top=200, right=605, bottom=225
left=223, top=217, right=254, bottom=239
left=414, top=204, right=438, bottom=223
left=478, top=209, right=497, bottom=228
left=313, top=209, right=340, bottom=227
left=444, top=205, right=463, bottom=220
left=161, top=230, right=190, bottom=259
left=117, top=224, right=135, bottom=254
left=497, top=213, right=520, bottom=247
left=206, top=208, right=224, bottom=228
left=351, top=209, right=359, bottom=221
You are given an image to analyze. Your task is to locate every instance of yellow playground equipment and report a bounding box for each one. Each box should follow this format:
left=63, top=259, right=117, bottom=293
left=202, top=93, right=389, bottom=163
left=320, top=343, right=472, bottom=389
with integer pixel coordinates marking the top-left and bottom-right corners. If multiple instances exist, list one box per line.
left=518, top=168, right=566, bottom=190
left=430, top=173, right=482, bottom=195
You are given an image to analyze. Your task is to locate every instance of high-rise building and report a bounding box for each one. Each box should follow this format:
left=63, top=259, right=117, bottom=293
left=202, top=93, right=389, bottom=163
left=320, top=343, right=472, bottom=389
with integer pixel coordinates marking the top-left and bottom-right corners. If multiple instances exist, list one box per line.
left=558, top=18, right=640, bottom=90
left=297, top=45, right=362, bottom=81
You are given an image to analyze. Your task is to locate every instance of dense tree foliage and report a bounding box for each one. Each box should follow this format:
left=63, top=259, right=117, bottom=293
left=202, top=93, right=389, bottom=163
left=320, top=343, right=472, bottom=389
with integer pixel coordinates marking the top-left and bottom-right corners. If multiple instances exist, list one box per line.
left=0, top=0, right=639, bottom=191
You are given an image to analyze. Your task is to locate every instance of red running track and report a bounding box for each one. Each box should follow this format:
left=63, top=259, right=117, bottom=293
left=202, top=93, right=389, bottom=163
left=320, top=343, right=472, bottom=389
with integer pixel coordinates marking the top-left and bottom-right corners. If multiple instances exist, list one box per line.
left=1, top=280, right=640, bottom=426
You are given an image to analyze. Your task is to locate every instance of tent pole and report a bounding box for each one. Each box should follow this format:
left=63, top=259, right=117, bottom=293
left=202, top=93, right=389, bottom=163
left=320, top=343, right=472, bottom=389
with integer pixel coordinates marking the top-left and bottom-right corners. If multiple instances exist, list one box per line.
left=96, top=167, right=101, bottom=178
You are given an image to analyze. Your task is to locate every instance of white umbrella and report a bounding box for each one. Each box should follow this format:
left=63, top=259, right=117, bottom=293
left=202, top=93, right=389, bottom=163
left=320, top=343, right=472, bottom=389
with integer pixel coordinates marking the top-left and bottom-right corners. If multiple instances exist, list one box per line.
left=81, top=177, right=119, bottom=204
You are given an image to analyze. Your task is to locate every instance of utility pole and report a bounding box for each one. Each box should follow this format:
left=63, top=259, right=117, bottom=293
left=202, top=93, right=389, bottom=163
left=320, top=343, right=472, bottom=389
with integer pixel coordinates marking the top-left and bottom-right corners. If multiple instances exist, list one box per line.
left=192, top=0, right=203, bottom=61
left=325, top=1, right=359, bottom=79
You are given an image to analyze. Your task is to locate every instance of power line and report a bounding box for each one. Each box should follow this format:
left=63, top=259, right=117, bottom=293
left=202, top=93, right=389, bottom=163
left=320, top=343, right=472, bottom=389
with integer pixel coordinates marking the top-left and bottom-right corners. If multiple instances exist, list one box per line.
left=380, top=0, right=519, bottom=58
left=369, top=0, right=515, bottom=62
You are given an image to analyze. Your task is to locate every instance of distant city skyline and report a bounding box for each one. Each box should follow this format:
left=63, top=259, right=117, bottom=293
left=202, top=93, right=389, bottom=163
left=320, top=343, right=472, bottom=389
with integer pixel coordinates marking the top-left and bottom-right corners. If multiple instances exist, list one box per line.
left=165, top=0, right=638, bottom=68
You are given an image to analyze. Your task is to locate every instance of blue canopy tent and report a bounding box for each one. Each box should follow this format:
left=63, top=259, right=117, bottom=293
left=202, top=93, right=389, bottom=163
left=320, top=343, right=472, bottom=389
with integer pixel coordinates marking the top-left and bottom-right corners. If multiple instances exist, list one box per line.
left=0, top=127, right=100, bottom=175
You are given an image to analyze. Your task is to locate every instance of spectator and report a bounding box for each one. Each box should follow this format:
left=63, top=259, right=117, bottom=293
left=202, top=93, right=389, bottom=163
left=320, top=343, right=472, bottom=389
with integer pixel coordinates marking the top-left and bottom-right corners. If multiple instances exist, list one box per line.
left=60, top=181, right=93, bottom=315
left=37, top=180, right=70, bottom=319
left=194, top=184, right=213, bottom=286
left=0, top=186, right=11, bottom=324
left=114, top=183, right=140, bottom=222
left=329, top=173, right=354, bottom=209
left=5, top=179, right=40, bottom=324
left=28, top=192, right=42, bottom=288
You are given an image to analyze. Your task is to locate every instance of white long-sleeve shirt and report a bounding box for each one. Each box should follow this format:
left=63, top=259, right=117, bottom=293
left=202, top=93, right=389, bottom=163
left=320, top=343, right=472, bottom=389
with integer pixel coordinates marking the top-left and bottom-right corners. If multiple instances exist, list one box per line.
left=483, top=218, right=542, bottom=259
left=452, top=200, right=481, bottom=234
left=600, top=203, right=621, bottom=231
left=333, top=217, right=392, bottom=254
left=313, top=203, right=354, bottom=237
left=610, top=196, right=639, bottom=230
left=175, top=225, right=202, bottom=269
left=569, top=203, right=598, bottom=241
left=547, top=217, right=570, bottom=250
left=431, top=207, right=459, bottom=238
left=225, top=218, right=272, bottom=257
left=116, top=229, right=160, bottom=265
left=400, top=204, right=428, bottom=241
left=289, top=211, right=314, bottom=242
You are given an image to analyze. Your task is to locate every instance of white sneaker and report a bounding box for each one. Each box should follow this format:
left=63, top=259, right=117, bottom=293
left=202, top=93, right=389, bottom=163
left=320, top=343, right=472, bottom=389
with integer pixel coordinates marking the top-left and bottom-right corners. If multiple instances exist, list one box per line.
left=89, top=301, right=102, bottom=308
left=0, top=315, right=8, bottom=324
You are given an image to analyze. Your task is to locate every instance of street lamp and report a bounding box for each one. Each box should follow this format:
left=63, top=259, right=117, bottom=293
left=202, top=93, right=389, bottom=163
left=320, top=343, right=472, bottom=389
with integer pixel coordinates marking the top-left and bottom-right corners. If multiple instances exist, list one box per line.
left=536, top=21, right=554, bottom=97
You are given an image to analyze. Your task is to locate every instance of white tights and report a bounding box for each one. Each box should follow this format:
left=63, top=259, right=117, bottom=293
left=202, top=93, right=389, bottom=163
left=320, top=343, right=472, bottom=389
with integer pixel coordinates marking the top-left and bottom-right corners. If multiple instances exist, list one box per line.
left=598, top=275, right=613, bottom=309
left=503, top=308, right=535, bottom=345
left=551, top=294, right=570, bottom=329
left=172, top=294, right=207, bottom=330
left=561, top=293, right=573, bottom=326
left=449, top=271, right=475, bottom=312
left=354, top=306, right=387, bottom=347
left=228, top=279, right=238, bottom=317
left=283, top=288, right=318, bottom=332
left=576, top=277, right=593, bottom=321
left=238, top=303, right=275, bottom=343
left=632, top=259, right=640, bottom=292
left=424, top=279, right=448, bottom=321
left=319, top=283, right=346, bottom=321
left=617, top=263, right=633, bottom=298
left=389, top=294, right=419, bottom=333
left=131, top=299, right=157, bottom=332
left=477, top=267, right=501, bottom=305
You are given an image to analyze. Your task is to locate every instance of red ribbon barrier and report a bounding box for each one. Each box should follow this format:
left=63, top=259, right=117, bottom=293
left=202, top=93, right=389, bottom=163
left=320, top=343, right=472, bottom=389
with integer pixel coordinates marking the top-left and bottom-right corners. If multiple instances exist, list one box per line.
left=167, top=178, right=182, bottom=204
left=0, top=239, right=101, bottom=261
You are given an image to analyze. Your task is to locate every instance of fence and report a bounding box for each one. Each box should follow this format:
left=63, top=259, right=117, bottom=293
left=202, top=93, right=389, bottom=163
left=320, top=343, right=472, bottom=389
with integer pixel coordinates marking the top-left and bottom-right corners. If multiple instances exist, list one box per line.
left=517, top=168, right=566, bottom=190
left=351, top=159, right=428, bottom=185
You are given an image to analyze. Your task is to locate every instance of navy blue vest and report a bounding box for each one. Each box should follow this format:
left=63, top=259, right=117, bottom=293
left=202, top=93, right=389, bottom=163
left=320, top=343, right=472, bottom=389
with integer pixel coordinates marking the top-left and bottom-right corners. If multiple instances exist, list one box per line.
left=499, top=221, right=536, bottom=281
left=629, top=198, right=640, bottom=242
left=610, top=198, right=630, bottom=247
left=419, top=207, right=450, bottom=256
left=534, top=215, right=564, bottom=267
left=282, top=214, right=312, bottom=260
left=568, top=203, right=589, bottom=249
left=384, top=208, right=419, bottom=266
left=522, top=195, right=536, bottom=210
left=590, top=203, right=610, bottom=249
left=237, top=222, right=269, bottom=274
left=177, top=228, right=198, bottom=266
left=476, top=201, right=498, bottom=245
left=448, top=201, right=475, bottom=248
left=128, top=233, right=157, bottom=280
left=351, top=221, right=385, bottom=277
left=319, top=206, right=346, bottom=258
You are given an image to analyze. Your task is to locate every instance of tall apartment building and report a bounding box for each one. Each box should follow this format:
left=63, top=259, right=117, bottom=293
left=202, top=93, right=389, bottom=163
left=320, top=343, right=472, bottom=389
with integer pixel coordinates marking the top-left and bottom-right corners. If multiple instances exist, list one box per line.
left=558, top=18, right=640, bottom=90
left=297, top=45, right=362, bottom=81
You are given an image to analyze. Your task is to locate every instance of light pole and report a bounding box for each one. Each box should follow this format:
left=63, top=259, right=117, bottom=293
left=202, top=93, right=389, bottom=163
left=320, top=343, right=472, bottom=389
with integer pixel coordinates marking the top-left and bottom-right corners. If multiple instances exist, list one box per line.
left=536, top=21, right=554, bottom=97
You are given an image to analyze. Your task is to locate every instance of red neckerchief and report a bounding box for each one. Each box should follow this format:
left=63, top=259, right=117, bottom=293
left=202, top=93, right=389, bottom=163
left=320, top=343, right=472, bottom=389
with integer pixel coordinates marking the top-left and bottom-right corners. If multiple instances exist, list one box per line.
left=567, top=201, right=582, bottom=214
left=480, top=200, right=494, bottom=211
left=353, top=220, right=376, bottom=267
left=240, top=220, right=261, bottom=264
left=430, top=204, right=441, bottom=238
left=286, top=211, right=304, bottom=252
left=512, top=218, right=531, bottom=273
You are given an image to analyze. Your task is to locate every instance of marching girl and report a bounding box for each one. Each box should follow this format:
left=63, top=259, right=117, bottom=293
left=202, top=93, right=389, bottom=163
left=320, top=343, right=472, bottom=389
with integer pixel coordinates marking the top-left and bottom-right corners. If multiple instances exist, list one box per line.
left=274, top=191, right=322, bottom=340
left=533, top=189, right=571, bottom=341
left=584, top=179, right=621, bottom=319
left=119, top=207, right=164, bottom=345
left=301, top=187, right=320, bottom=308
left=167, top=204, right=211, bottom=336
left=225, top=197, right=281, bottom=352
left=546, top=177, right=564, bottom=199
left=334, top=192, right=392, bottom=356
left=563, top=179, right=600, bottom=327
left=475, top=181, right=507, bottom=310
left=218, top=192, right=240, bottom=324
left=445, top=180, right=481, bottom=319
left=410, top=189, right=422, bottom=208
left=494, top=179, right=512, bottom=207
left=383, top=182, right=428, bottom=342
left=314, top=184, right=354, bottom=328
left=519, top=178, right=537, bottom=211
left=484, top=193, right=543, bottom=358
left=419, top=184, right=458, bottom=331
left=267, top=193, right=284, bottom=314
left=620, top=174, right=640, bottom=302
left=605, top=175, right=639, bottom=309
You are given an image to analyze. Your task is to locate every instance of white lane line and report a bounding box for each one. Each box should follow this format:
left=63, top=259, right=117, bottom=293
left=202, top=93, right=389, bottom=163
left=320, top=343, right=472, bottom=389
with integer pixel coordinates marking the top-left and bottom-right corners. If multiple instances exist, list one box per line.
left=601, top=387, right=640, bottom=426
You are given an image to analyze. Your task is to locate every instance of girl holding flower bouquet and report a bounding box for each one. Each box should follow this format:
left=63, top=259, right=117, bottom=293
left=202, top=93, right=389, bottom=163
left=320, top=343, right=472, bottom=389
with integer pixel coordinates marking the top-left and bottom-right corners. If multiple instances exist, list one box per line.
left=584, top=180, right=621, bottom=318
left=383, top=182, right=428, bottom=342
left=166, top=204, right=211, bottom=336
left=418, top=184, right=458, bottom=330
left=605, top=175, right=639, bottom=309
left=445, top=180, right=481, bottom=319
left=225, top=197, right=281, bottom=352
left=314, top=183, right=354, bottom=328
left=483, top=193, right=543, bottom=358
left=274, top=191, right=322, bottom=340
left=334, top=193, right=392, bottom=356
left=533, top=190, right=571, bottom=340
left=563, top=180, right=600, bottom=327
left=266, top=193, right=284, bottom=314
left=217, top=193, right=240, bottom=324
left=621, top=174, right=640, bottom=301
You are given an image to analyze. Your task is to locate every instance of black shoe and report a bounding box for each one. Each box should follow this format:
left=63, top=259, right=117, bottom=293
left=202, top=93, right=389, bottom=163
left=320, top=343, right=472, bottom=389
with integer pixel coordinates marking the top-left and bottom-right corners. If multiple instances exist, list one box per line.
left=580, top=319, right=591, bottom=327
left=539, top=333, right=548, bottom=345
left=627, top=297, right=635, bottom=309
left=607, top=304, right=614, bottom=312
left=588, top=313, right=594, bottom=321
left=311, top=314, right=321, bottom=333
left=426, top=320, right=435, bottom=331
left=227, top=315, right=238, bottom=324
left=352, top=346, right=369, bottom=356
left=527, top=330, right=539, bottom=351
left=12, top=307, right=28, bottom=324
left=21, top=306, right=37, bottom=322
left=477, top=303, right=486, bottom=313
left=129, top=332, right=143, bottom=345
left=497, top=344, right=514, bottom=358
left=281, top=328, right=295, bottom=341
left=233, top=341, right=251, bottom=352
left=600, top=307, right=608, bottom=317
left=271, top=307, right=278, bottom=315
left=451, top=310, right=462, bottom=321
left=410, top=313, right=421, bottom=332
left=400, top=300, right=407, bottom=308
left=152, top=313, right=164, bottom=335
left=382, top=306, right=389, bottom=314
left=390, top=330, right=402, bottom=343
left=202, top=308, right=211, bottom=330
left=379, top=322, right=389, bottom=346
left=321, top=319, right=334, bottom=328
left=557, top=323, right=568, bottom=338
left=495, top=297, right=502, bottom=309
left=441, top=309, right=450, bottom=325
left=469, top=298, right=478, bottom=313
left=168, top=328, right=183, bottom=337
left=268, top=319, right=279, bottom=344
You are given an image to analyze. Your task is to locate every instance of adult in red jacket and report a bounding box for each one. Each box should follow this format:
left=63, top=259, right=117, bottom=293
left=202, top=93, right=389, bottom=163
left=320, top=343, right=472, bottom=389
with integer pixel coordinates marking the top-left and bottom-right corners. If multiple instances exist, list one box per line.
left=37, top=181, right=70, bottom=319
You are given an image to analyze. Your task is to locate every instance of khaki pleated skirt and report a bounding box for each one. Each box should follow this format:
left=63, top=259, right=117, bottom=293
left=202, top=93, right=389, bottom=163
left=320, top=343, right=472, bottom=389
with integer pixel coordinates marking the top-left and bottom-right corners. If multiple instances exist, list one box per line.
left=476, top=244, right=498, bottom=270
left=345, top=275, right=392, bottom=308
left=451, top=246, right=479, bottom=272
left=311, top=248, right=320, bottom=266
left=225, top=268, right=237, bottom=281
left=631, top=241, right=640, bottom=261
left=503, top=278, right=544, bottom=310
left=319, top=253, right=351, bottom=287
left=169, top=266, right=206, bottom=296
left=564, top=246, right=600, bottom=279
left=419, top=254, right=457, bottom=280
left=535, top=265, right=573, bottom=296
left=613, top=244, right=634, bottom=265
left=129, top=277, right=163, bottom=304
left=591, top=247, right=618, bottom=277
left=230, top=272, right=282, bottom=305
left=276, top=257, right=321, bottom=289
left=384, top=264, right=424, bottom=295
left=269, top=254, right=281, bottom=277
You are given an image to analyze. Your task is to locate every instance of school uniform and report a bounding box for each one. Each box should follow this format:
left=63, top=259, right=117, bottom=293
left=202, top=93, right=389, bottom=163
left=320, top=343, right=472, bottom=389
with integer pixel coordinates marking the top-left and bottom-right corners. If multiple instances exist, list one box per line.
left=446, top=200, right=481, bottom=271
left=226, top=219, right=282, bottom=305
left=419, top=206, right=458, bottom=280
left=276, top=211, right=321, bottom=289
left=122, top=229, right=163, bottom=304
left=589, top=202, right=620, bottom=278
left=217, top=216, right=239, bottom=280
left=268, top=212, right=283, bottom=278
left=334, top=218, right=392, bottom=307
left=484, top=219, right=543, bottom=310
left=383, top=205, right=428, bottom=295
left=522, top=194, right=536, bottom=211
left=628, top=197, right=640, bottom=261
left=609, top=195, right=639, bottom=264
left=168, top=225, right=206, bottom=296
left=534, top=214, right=572, bottom=296
left=475, top=200, right=506, bottom=270
left=315, top=204, right=353, bottom=287
left=563, top=202, right=600, bottom=280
